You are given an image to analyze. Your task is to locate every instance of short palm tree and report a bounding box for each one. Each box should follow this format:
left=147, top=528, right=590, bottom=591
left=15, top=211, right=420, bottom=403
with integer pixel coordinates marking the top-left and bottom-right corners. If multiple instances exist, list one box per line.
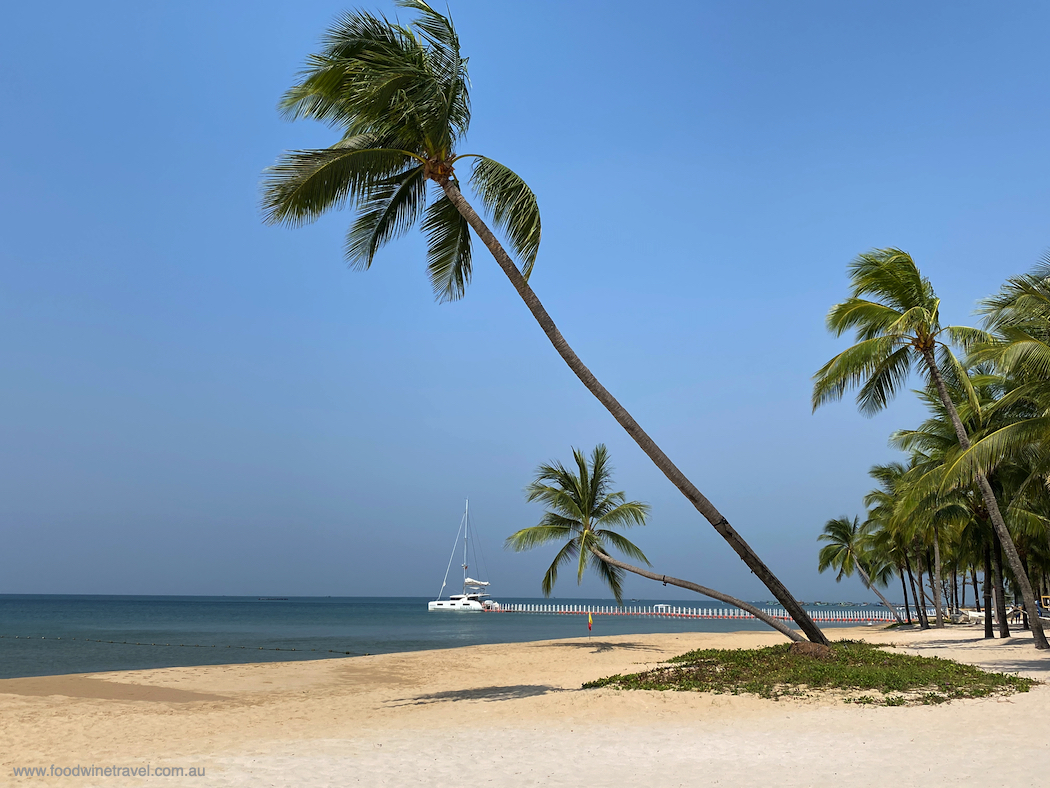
left=508, top=445, right=803, bottom=641
left=865, top=462, right=919, bottom=624
left=818, top=516, right=903, bottom=623
left=505, top=445, right=650, bottom=603
left=813, top=249, right=1047, bottom=648
left=264, top=0, right=826, bottom=644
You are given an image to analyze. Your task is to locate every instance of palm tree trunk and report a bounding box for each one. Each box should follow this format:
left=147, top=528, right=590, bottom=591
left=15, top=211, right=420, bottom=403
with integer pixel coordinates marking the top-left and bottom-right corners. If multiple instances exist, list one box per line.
left=972, top=568, right=981, bottom=613
left=439, top=178, right=829, bottom=646
left=591, top=549, right=804, bottom=642
left=906, top=554, right=928, bottom=629
left=983, top=545, right=994, bottom=639
left=920, top=349, right=1048, bottom=648
left=1020, top=552, right=1032, bottom=630
left=931, top=525, right=945, bottom=627
left=916, top=563, right=931, bottom=627
left=899, top=564, right=912, bottom=623
left=992, top=532, right=1010, bottom=638
left=854, top=563, right=904, bottom=623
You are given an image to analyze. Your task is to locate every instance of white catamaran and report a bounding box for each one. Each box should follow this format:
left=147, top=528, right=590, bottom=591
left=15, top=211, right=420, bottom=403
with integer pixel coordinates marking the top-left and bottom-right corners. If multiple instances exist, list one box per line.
left=429, top=500, right=500, bottom=612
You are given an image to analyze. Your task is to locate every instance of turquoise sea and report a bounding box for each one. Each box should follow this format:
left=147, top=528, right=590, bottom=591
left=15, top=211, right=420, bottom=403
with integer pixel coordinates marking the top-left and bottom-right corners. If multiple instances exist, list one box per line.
left=0, top=595, right=878, bottom=679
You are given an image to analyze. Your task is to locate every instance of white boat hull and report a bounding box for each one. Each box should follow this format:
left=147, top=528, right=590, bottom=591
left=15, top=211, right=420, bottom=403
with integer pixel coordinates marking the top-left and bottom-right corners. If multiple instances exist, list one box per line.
left=429, top=598, right=484, bottom=611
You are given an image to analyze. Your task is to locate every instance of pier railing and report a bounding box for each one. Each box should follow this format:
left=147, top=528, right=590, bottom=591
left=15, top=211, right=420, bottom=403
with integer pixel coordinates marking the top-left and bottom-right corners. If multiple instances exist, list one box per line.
left=487, top=603, right=922, bottom=623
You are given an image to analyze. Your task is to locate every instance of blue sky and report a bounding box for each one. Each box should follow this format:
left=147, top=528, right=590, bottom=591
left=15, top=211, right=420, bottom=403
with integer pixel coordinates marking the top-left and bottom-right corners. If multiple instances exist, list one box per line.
left=2, top=1, right=1048, bottom=601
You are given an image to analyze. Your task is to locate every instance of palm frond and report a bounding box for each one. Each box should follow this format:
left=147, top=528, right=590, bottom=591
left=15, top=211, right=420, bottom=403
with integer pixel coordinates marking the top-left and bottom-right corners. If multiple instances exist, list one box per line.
left=812, top=336, right=908, bottom=413
left=825, top=298, right=904, bottom=340
left=344, top=165, right=428, bottom=268
left=421, top=194, right=472, bottom=301
left=596, top=529, right=651, bottom=566
left=935, top=344, right=981, bottom=421
left=541, top=539, right=579, bottom=597
left=262, top=145, right=414, bottom=227
left=595, top=501, right=651, bottom=529
left=396, top=0, right=470, bottom=147
left=505, top=524, right=575, bottom=552
left=467, top=157, right=542, bottom=277
left=942, top=417, right=1050, bottom=487
left=856, top=344, right=913, bottom=416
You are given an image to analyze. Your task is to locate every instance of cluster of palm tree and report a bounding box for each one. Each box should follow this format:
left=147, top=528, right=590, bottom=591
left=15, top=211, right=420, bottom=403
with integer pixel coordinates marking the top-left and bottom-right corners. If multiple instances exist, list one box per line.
left=814, top=249, right=1050, bottom=650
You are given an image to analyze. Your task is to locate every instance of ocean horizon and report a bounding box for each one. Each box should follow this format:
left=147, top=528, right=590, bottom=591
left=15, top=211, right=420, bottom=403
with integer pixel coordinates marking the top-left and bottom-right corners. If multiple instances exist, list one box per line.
left=0, top=594, right=888, bottom=680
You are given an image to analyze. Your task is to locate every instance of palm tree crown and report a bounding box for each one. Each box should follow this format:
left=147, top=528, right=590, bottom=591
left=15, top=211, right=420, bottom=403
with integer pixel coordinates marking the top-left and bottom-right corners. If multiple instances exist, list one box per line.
left=818, top=515, right=903, bottom=622
left=813, top=248, right=977, bottom=416
left=817, top=516, right=869, bottom=582
left=505, top=445, right=650, bottom=603
left=262, top=0, right=540, bottom=302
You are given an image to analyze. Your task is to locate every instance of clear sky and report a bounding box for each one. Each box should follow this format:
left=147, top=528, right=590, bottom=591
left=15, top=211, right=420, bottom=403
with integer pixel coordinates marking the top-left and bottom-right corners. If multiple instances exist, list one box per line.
left=2, top=1, right=1048, bottom=602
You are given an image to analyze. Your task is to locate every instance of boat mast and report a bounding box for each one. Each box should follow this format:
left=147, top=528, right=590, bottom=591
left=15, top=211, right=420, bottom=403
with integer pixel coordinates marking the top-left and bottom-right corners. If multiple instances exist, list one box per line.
left=462, top=498, right=469, bottom=593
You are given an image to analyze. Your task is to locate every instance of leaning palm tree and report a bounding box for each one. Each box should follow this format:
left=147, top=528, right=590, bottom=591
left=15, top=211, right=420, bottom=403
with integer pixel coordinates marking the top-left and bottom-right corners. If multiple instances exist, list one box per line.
left=507, top=445, right=803, bottom=641
left=263, top=0, right=826, bottom=644
left=818, top=516, right=903, bottom=623
left=813, top=249, right=1047, bottom=648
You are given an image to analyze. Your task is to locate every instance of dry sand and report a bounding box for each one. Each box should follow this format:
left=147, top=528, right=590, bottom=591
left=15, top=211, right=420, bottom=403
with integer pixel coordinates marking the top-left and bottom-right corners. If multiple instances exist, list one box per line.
left=2, top=624, right=1048, bottom=787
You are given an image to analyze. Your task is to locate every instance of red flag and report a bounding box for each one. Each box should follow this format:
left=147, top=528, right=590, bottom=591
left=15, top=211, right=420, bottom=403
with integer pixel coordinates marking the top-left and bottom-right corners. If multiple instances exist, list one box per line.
left=587, top=612, right=593, bottom=631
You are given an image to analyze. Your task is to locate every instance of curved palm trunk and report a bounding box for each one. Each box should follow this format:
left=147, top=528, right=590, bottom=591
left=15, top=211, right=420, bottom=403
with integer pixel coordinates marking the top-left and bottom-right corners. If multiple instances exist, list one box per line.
left=439, top=178, right=829, bottom=646
left=592, top=549, right=803, bottom=642
left=983, top=545, right=994, bottom=639
left=899, top=564, right=912, bottom=623
left=921, top=349, right=1048, bottom=648
left=992, top=532, right=1011, bottom=638
left=853, top=563, right=904, bottom=623
left=907, top=554, right=932, bottom=630
left=916, top=563, right=931, bottom=627
left=931, top=525, right=945, bottom=627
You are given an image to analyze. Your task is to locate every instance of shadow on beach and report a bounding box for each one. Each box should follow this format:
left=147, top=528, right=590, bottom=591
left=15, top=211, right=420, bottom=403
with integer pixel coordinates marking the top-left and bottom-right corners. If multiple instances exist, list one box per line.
left=538, top=641, right=660, bottom=654
left=386, top=684, right=561, bottom=706
left=885, top=627, right=1050, bottom=679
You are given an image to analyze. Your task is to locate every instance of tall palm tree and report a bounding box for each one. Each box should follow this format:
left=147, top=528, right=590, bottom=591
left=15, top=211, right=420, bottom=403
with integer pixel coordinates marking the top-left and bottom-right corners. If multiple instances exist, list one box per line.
left=263, top=0, right=827, bottom=644
left=813, top=249, right=1047, bottom=648
left=817, top=516, right=903, bottom=623
left=507, top=445, right=803, bottom=641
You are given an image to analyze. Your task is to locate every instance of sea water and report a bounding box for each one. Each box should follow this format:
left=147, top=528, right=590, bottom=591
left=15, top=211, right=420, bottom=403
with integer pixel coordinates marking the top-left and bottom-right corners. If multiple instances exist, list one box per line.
left=0, top=595, right=877, bottom=679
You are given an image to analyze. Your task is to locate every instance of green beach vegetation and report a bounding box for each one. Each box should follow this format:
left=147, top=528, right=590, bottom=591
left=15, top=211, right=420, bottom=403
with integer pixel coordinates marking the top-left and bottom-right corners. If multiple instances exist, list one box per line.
left=814, top=249, right=1050, bottom=650
left=262, top=0, right=827, bottom=644
left=582, top=641, right=1035, bottom=706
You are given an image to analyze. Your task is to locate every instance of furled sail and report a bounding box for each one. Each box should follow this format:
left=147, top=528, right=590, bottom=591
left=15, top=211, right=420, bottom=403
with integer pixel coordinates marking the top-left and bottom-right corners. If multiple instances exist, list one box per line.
left=463, top=578, right=489, bottom=587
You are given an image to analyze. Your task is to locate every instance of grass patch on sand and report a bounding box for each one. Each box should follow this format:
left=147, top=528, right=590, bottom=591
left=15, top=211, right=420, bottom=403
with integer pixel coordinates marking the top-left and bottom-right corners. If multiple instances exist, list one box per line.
left=582, top=640, right=1034, bottom=706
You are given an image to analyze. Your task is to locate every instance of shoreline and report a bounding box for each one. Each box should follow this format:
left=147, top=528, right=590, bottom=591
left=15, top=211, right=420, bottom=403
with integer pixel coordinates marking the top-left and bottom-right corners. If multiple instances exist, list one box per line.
left=4, top=625, right=1049, bottom=786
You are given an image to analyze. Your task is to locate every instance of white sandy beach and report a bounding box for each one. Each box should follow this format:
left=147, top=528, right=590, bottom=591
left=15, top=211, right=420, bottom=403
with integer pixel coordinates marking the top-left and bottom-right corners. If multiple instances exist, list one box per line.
left=2, top=625, right=1048, bottom=787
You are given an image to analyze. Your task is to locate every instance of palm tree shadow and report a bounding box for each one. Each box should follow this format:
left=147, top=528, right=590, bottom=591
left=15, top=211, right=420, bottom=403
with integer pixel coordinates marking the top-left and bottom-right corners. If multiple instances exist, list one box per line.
left=385, top=684, right=560, bottom=706
left=888, top=634, right=1050, bottom=678
left=541, top=640, right=661, bottom=654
